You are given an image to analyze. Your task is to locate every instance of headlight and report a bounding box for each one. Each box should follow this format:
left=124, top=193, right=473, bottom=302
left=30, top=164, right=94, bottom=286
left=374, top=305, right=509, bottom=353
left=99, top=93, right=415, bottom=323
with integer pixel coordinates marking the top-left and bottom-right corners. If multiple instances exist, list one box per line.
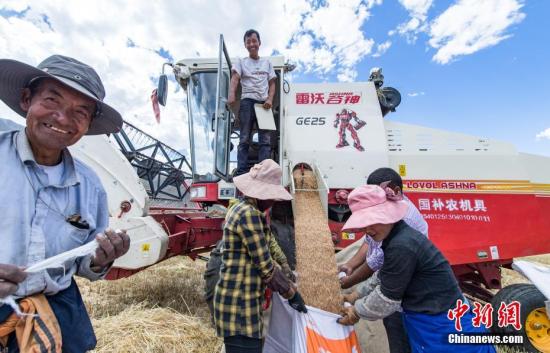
left=190, top=186, right=207, bottom=198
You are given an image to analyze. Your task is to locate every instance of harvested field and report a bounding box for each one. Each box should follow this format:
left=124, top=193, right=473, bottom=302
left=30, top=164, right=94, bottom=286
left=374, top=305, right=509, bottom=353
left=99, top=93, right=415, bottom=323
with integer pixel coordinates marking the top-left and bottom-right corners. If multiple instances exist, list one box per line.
left=293, top=169, right=343, bottom=314
left=77, top=256, right=222, bottom=353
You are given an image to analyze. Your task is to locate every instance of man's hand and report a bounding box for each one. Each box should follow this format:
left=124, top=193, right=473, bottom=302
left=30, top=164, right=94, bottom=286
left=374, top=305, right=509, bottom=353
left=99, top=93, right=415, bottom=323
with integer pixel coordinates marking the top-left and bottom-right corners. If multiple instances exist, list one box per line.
left=92, top=229, right=130, bottom=269
left=281, top=263, right=296, bottom=282
left=263, top=100, right=272, bottom=109
left=340, top=275, right=354, bottom=289
left=227, top=73, right=240, bottom=109
left=342, top=291, right=360, bottom=305
left=265, top=266, right=292, bottom=297
left=0, top=264, right=27, bottom=298
left=338, top=263, right=353, bottom=276
left=337, top=305, right=360, bottom=326
left=227, top=95, right=236, bottom=108
left=288, top=291, right=307, bottom=313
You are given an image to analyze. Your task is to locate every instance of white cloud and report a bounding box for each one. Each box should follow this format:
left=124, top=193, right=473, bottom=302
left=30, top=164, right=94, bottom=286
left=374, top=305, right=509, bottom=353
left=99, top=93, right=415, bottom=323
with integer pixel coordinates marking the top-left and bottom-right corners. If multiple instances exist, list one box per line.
left=372, top=40, right=392, bottom=57
left=365, top=0, right=384, bottom=8
left=400, top=0, right=432, bottom=17
left=407, top=91, right=425, bottom=97
left=337, top=68, right=357, bottom=83
left=536, top=128, right=550, bottom=141
left=0, top=0, right=29, bottom=12
left=392, top=0, right=433, bottom=43
left=428, top=0, right=526, bottom=64
left=285, top=0, right=378, bottom=81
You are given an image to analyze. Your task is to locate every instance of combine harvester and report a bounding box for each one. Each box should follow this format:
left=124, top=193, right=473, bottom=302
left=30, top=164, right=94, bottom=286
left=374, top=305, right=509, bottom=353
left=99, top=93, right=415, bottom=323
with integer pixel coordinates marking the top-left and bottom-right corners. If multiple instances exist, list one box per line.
left=151, top=35, right=549, bottom=352
left=7, top=34, right=544, bottom=351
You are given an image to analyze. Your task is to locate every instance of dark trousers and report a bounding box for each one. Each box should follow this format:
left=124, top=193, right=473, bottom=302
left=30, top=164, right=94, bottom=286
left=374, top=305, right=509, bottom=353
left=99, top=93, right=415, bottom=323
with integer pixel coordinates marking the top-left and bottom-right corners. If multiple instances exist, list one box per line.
left=224, top=335, right=262, bottom=353
left=383, top=312, right=411, bottom=353
left=237, top=98, right=272, bottom=174
left=0, top=279, right=96, bottom=353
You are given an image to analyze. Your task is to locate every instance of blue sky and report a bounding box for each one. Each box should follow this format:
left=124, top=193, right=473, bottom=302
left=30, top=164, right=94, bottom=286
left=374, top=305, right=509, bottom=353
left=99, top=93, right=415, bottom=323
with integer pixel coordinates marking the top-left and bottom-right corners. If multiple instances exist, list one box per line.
left=0, top=0, right=548, bottom=157
left=290, top=0, right=549, bottom=156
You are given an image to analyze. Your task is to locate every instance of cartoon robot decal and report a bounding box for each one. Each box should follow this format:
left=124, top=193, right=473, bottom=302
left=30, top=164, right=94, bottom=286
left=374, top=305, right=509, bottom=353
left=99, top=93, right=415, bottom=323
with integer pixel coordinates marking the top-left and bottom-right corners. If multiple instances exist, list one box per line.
left=333, top=108, right=366, bottom=151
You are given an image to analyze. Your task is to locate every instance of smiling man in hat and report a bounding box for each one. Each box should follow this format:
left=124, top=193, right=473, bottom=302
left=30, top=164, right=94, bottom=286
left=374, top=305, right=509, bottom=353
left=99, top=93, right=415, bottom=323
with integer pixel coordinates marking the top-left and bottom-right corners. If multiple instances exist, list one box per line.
left=213, top=159, right=307, bottom=353
left=0, top=55, right=130, bottom=352
left=336, top=184, right=495, bottom=353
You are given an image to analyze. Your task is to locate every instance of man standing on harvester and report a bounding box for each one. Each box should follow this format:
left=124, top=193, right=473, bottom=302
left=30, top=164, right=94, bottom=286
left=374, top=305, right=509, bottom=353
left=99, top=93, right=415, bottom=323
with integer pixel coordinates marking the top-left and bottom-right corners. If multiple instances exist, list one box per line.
left=227, top=29, right=277, bottom=176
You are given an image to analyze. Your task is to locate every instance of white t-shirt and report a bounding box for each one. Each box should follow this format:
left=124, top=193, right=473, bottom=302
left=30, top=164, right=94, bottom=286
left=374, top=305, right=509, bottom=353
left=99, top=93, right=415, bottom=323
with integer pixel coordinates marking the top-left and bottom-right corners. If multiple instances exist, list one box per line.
left=40, top=162, right=65, bottom=186
left=233, top=57, right=276, bottom=101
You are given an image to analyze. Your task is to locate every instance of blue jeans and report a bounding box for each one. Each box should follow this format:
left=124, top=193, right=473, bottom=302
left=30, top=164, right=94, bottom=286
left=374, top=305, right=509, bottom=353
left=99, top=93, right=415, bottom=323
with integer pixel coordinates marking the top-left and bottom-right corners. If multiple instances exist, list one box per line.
left=237, top=98, right=272, bottom=174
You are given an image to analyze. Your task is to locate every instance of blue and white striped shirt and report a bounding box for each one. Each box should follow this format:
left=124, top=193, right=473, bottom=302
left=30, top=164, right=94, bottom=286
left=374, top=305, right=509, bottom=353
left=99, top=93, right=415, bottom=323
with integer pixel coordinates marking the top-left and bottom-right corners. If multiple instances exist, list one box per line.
left=364, top=196, right=428, bottom=271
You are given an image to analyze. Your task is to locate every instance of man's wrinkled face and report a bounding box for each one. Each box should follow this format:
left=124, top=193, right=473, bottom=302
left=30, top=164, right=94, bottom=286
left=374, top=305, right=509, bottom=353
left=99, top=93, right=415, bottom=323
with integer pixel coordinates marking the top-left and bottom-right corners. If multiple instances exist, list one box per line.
left=20, top=78, right=95, bottom=153
left=244, top=33, right=260, bottom=57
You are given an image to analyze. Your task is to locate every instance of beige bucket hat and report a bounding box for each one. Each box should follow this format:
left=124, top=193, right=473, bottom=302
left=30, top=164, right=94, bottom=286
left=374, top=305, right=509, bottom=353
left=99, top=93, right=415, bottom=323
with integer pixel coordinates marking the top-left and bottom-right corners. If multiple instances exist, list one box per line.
left=233, top=159, right=293, bottom=201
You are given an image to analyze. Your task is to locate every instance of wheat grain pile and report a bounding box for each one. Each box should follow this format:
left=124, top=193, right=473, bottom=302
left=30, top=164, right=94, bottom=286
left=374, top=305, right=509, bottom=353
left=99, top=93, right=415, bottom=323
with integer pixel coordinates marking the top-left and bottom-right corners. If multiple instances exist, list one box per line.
left=77, top=256, right=222, bottom=353
left=293, top=168, right=318, bottom=190
left=292, top=169, right=343, bottom=314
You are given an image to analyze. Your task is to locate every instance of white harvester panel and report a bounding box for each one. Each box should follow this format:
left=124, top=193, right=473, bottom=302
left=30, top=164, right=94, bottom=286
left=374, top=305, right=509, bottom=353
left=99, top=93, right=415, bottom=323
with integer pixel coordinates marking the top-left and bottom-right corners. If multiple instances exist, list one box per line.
left=70, top=135, right=149, bottom=217
left=384, top=121, right=529, bottom=181
left=283, top=82, right=388, bottom=189
left=71, top=135, right=169, bottom=270
left=110, top=216, right=168, bottom=269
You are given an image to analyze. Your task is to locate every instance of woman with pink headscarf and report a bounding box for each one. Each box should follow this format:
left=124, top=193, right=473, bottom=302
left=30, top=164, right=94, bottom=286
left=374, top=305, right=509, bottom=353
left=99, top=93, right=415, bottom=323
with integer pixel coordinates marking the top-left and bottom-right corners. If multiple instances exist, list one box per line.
left=337, top=184, right=495, bottom=353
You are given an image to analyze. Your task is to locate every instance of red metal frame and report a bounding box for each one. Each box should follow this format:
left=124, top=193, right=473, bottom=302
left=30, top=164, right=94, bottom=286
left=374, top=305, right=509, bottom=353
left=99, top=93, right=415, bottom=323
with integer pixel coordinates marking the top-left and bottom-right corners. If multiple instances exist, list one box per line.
left=452, top=261, right=507, bottom=302
left=189, top=183, right=220, bottom=203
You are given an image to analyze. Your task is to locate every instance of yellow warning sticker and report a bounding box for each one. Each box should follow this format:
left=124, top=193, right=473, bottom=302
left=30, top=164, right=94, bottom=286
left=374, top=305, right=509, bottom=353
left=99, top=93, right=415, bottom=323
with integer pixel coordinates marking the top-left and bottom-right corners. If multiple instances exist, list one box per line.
left=399, top=164, right=406, bottom=177
left=141, top=243, right=151, bottom=252
left=342, top=233, right=355, bottom=240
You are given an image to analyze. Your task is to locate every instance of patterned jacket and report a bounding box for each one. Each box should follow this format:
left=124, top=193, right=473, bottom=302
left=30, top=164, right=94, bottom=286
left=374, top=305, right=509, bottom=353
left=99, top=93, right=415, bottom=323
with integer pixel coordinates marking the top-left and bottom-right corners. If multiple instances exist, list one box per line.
left=213, top=198, right=275, bottom=338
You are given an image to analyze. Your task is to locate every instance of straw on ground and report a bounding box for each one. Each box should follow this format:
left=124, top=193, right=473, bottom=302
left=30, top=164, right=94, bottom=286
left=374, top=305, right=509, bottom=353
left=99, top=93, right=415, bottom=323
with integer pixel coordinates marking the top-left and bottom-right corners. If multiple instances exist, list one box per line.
left=77, top=256, right=223, bottom=353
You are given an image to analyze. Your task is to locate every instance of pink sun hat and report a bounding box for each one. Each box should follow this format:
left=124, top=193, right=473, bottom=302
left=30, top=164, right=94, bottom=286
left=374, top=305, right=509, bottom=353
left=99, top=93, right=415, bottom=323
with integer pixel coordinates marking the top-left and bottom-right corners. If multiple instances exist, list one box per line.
left=342, top=184, right=408, bottom=232
left=233, top=159, right=293, bottom=201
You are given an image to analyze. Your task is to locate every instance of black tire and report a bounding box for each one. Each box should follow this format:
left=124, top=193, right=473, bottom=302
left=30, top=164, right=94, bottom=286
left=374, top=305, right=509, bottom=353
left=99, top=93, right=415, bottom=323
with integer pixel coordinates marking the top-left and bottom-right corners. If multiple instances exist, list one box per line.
left=270, top=220, right=296, bottom=270
left=491, top=284, right=534, bottom=334
left=491, top=283, right=548, bottom=352
left=204, top=240, right=223, bottom=324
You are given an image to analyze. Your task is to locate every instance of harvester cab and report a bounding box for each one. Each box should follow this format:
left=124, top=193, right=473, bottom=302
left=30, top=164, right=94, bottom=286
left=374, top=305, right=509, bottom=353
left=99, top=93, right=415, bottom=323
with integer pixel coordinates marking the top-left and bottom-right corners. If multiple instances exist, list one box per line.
left=162, top=35, right=290, bottom=187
